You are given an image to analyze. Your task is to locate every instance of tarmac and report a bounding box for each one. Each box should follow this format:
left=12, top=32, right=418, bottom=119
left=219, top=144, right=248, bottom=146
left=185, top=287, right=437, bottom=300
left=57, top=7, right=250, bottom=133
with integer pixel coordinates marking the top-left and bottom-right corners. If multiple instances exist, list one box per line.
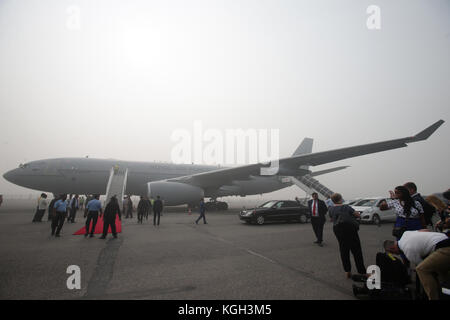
left=0, top=200, right=396, bottom=300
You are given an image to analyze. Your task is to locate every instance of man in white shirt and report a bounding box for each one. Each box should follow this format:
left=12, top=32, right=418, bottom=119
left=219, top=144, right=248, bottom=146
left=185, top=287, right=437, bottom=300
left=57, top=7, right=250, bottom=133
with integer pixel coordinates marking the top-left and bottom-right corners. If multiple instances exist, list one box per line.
left=384, top=230, right=450, bottom=300
left=33, top=193, right=48, bottom=222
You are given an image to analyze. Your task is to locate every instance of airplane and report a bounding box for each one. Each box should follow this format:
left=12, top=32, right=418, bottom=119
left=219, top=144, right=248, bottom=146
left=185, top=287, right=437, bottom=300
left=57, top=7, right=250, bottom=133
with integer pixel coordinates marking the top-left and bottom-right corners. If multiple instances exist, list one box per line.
left=2, top=120, right=445, bottom=209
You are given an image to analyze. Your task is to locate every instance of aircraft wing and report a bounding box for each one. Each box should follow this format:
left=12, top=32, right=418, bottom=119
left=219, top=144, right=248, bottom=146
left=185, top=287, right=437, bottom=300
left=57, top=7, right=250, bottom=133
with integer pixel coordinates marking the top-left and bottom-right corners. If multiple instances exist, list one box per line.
left=166, top=120, right=444, bottom=189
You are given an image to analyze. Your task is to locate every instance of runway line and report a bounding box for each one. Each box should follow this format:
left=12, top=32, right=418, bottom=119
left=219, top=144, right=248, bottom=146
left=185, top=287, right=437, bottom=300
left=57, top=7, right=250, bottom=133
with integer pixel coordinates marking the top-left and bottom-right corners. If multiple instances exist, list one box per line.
left=83, top=237, right=123, bottom=299
left=245, top=249, right=276, bottom=264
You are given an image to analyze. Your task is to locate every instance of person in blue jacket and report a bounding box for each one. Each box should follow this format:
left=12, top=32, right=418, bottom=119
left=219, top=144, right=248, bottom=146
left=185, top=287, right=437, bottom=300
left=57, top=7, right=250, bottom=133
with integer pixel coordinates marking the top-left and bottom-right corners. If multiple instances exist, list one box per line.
left=51, top=194, right=68, bottom=237
left=195, top=198, right=207, bottom=225
left=84, top=194, right=103, bottom=238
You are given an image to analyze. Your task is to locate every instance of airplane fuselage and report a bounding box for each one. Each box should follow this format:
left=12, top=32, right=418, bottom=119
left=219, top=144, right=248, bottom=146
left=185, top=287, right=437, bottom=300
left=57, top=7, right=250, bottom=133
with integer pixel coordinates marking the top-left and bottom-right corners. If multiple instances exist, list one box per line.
left=3, top=158, right=292, bottom=198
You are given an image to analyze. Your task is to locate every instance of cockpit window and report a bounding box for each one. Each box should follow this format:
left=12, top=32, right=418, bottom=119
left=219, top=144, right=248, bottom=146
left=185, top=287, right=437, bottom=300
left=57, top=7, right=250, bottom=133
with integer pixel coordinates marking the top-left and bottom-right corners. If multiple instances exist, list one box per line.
left=19, top=162, right=46, bottom=169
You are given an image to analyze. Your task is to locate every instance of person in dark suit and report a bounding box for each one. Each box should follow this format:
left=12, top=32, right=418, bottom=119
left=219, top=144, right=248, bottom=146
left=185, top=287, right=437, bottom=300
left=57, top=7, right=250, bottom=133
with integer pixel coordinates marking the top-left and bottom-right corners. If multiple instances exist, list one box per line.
left=145, top=197, right=152, bottom=220
left=137, top=196, right=146, bottom=224
left=308, top=192, right=328, bottom=246
left=328, top=193, right=365, bottom=278
left=153, top=196, right=163, bottom=226
left=404, top=182, right=434, bottom=227
left=195, top=198, right=207, bottom=224
left=126, top=195, right=133, bottom=219
left=68, top=194, right=79, bottom=223
left=100, top=196, right=121, bottom=239
left=47, top=196, right=57, bottom=221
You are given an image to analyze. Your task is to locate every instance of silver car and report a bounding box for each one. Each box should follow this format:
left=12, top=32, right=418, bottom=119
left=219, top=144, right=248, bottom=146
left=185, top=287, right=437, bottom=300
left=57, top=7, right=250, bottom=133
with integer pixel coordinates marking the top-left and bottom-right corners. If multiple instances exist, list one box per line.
left=351, top=197, right=397, bottom=225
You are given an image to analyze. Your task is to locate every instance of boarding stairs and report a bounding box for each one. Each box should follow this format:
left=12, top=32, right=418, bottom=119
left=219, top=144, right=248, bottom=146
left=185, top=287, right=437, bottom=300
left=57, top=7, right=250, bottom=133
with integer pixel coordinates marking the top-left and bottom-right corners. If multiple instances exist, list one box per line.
left=105, top=165, right=128, bottom=205
left=290, top=175, right=334, bottom=200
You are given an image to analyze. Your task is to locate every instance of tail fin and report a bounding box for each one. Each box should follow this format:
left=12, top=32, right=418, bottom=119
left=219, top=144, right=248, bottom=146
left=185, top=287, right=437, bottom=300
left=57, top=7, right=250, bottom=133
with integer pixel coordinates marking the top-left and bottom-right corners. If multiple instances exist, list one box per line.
left=292, top=138, right=313, bottom=156
left=292, top=138, right=313, bottom=171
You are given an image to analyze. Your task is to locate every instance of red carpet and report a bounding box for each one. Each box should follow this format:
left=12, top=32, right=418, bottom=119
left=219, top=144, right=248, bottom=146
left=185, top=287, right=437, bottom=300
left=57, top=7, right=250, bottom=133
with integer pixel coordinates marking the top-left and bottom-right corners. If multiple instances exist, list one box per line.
left=73, top=215, right=122, bottom=235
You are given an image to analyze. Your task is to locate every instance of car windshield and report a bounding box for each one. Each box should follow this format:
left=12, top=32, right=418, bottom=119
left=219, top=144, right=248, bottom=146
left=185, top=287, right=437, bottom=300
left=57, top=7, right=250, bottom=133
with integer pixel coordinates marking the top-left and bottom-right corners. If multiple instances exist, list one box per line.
left=259, top=201, right=277, bottom=208
left=354, top=199, right=377, bottom=207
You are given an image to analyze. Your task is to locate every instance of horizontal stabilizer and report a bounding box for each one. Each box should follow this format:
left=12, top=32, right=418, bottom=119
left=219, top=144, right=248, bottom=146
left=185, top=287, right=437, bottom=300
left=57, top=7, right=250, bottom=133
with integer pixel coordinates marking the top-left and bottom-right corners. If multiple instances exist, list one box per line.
left=310, top=166, right=349, bottom=177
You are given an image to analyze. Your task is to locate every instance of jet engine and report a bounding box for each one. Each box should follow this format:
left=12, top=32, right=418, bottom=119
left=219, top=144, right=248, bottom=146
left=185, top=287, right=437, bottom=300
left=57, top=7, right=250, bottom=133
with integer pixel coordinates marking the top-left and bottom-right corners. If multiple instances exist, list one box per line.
left=147, top=181, right=205, bottom=206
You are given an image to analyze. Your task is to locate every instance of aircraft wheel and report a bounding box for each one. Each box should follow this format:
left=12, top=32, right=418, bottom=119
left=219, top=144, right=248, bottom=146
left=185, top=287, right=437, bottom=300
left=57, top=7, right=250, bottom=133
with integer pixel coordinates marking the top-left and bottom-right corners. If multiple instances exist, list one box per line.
left=219, top=202, right=228, bottom=211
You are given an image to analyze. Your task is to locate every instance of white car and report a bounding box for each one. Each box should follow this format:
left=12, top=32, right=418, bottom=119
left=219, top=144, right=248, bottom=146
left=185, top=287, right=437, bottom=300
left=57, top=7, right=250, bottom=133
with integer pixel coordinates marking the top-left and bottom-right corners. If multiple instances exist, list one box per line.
left=351, top=197, right=397, bottom=225
left=344, top=198, right=362, bottom=206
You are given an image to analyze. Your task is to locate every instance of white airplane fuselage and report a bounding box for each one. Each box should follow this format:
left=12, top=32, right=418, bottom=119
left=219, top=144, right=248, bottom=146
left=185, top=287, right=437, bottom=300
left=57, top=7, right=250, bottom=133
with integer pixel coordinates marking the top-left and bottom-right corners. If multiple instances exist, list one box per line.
left=3, top=158, right=292, bottom=198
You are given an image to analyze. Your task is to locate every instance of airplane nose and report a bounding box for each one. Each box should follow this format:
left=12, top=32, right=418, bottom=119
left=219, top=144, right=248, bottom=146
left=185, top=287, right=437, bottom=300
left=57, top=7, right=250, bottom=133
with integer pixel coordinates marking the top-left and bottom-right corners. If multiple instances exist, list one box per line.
left=3, top=169, right=18, bottom=183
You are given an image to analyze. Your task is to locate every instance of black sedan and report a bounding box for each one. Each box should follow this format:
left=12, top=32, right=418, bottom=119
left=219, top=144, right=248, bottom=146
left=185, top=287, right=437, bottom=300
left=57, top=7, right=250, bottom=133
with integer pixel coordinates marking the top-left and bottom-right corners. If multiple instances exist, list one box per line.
left=239, top=200, right=310, bottom=225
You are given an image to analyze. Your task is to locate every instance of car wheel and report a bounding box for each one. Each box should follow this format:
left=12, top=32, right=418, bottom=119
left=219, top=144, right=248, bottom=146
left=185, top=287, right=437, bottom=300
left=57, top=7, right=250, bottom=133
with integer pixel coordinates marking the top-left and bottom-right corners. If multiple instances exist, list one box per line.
left=372, top=214, right=381, bottom=226
left=256, top=216, right=265, bottom=225
left=299, top=214, right=308, bottom=224
left=219, top=202, right=228, bottom=211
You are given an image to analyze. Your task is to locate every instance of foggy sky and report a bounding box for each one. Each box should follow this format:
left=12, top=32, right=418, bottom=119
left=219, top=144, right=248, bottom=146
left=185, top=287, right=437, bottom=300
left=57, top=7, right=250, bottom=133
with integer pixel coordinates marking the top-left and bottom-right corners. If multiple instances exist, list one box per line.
left=0, top=0, right=449, bottom=202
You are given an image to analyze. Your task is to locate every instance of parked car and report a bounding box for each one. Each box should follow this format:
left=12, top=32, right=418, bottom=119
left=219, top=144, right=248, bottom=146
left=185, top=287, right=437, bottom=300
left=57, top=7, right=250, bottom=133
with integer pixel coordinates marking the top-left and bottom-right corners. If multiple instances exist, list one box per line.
left=351, top=197, right=397, bottom=225
left=239, top=200, right=310, bottom=225
left=344, top=198, right=362, bottom=206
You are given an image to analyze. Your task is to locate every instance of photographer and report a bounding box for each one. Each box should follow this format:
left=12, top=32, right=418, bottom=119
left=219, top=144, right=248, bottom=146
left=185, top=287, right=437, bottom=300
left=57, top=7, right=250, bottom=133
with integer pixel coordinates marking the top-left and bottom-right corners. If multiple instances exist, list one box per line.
left=384, top=230, right=450, bottom=300
left=379, top=186, right=425, bottom=240
left=328, top=193, right=366, bottom=279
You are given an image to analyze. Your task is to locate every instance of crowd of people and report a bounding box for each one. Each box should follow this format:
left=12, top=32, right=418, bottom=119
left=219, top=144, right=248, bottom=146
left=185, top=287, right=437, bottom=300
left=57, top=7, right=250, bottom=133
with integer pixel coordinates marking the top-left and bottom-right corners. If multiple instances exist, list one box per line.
left=307, top=182, right=449, bottom=300
left=30, top=193, right=172, bottom=239
left=23, top=181, right=449, bottom=300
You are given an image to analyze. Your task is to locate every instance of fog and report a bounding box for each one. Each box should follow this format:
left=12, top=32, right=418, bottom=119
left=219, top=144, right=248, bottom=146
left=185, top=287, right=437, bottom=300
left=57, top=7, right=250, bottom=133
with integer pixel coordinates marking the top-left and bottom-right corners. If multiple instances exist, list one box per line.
left=0, top=0, right=449, bottom=204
